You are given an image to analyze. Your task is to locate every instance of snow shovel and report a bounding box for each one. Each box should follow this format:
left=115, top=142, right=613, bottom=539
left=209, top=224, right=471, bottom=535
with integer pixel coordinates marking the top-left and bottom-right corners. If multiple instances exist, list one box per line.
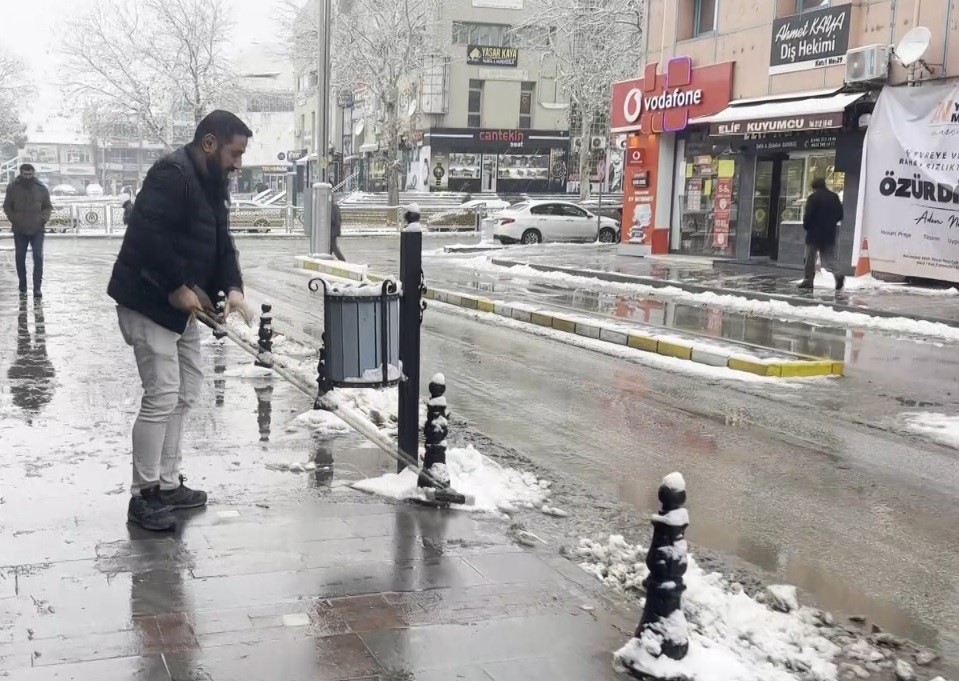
left=194, top=310, right=474, bottom=507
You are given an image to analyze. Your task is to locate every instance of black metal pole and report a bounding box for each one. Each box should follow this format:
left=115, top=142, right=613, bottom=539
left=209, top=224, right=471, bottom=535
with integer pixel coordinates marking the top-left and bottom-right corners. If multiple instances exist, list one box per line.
left=397, top=211, right=423, bottom=474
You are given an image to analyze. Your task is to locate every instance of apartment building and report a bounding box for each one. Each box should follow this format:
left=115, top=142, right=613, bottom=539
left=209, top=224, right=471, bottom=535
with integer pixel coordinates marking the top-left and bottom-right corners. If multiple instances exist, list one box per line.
left=618, top=0, right=958, bottom=270
left=292, top=0, right=575, bottom=195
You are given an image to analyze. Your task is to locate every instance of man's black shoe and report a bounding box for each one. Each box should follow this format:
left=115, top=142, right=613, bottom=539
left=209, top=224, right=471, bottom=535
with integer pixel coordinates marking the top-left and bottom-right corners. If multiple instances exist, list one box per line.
left=796, top=280, right=814, bottom=290
left=159, top=475, right=208, bottom=509
left=835, top=275, right=846, bottom=292
left=33, top=291, right=42, bottom=299
left=128, top=486, right=177, bottom=532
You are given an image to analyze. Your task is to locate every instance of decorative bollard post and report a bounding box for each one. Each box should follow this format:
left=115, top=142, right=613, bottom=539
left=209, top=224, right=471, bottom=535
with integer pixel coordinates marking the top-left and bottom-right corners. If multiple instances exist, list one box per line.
left=213, top=291, right=228, bottom=340
left=419, top=374, right=449, bottom=489
left=255, top=302, right=274, bottom=368
left=614, top=472, right=690, bottom=679
left=397, top=204, right=425, bottom=474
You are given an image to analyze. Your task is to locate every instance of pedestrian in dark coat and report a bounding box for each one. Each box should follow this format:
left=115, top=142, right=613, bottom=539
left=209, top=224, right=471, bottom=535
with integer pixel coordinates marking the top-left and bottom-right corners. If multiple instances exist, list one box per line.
left=107, top=110, right=256, bottom=533
left=3, top=164, right=52, bottom=297
left=799, top=177, right=845, bottom=291
left=122, top=199, right=134, bottom=226
left=331, top=199, right=345, bottom=260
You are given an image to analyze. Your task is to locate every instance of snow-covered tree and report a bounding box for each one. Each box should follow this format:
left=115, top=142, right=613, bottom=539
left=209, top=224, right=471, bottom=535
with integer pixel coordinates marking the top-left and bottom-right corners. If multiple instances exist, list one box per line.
left=0, top=46, right=30, bottom=152
left=61, top=0, right=235, bottom=150
left=284, top=0, right=442, bottom=210
left=516, top=0, right=644, bottom=199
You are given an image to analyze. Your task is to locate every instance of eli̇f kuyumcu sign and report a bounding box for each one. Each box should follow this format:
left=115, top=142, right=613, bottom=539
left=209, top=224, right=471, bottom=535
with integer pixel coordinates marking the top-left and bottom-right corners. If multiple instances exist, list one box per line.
left=855, top=81, right=959, bottom=282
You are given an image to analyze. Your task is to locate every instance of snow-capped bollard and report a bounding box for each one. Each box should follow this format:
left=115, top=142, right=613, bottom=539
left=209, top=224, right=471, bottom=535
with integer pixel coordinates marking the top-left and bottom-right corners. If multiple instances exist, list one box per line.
left=614, top=472, right=690, bottom=679
left=213, top=291, right=227, bottom=339
left=419, top=373, right=449, bottom=489
left=255, top=302, right=274, bottom=368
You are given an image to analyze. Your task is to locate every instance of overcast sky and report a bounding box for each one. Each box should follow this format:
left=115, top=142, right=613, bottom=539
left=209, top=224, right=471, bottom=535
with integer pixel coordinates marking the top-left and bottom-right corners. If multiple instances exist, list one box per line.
left=1, top=0, right=286, bottom=125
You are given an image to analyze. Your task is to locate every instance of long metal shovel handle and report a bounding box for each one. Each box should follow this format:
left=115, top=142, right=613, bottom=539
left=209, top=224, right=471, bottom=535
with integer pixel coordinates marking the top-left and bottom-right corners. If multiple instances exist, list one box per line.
left=194, top=310, right=471, bottom=504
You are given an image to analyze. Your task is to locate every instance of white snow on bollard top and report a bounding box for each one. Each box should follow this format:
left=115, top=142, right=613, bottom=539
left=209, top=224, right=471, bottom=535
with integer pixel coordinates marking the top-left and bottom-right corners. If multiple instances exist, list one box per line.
left=432, top=373, right=446, bottom=386
left=403, top=203, right=423, bottom=232
left=662, top=472, right=686, bottom=492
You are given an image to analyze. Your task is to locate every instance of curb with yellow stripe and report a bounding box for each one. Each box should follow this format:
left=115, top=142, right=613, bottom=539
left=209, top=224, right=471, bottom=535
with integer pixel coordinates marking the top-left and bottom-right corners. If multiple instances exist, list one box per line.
left=294, top=256, right=843, bottom=379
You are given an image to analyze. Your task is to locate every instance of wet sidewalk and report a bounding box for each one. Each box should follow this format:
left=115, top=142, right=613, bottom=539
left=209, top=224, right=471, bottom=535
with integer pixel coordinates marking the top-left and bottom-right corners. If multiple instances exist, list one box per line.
left=481, top=246, right=959, bottom=325
left=0, top=252, right=637, bottom=679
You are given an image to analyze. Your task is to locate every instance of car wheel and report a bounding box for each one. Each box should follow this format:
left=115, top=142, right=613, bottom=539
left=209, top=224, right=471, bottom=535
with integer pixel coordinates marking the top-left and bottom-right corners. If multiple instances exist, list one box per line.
left=254, top=218, right=269, bottom=229
left=599, top=227, right=617, bottom=244
left=521, top=229, right=542, bottom=245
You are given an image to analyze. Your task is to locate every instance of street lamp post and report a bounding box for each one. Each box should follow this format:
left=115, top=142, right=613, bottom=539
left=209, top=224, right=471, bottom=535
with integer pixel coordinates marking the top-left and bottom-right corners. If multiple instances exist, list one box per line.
left=310, top=0, right=334, bottom=256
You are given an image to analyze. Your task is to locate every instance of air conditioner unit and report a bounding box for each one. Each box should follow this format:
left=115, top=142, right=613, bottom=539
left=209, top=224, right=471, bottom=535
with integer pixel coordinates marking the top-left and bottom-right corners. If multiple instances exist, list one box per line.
left=590, top=135, right=607, bottom=150
left=571, top=136, right=583, bottom=151
left=845, top=44, right=892, bottom=84
left=614, top=135, right=627, bottom=151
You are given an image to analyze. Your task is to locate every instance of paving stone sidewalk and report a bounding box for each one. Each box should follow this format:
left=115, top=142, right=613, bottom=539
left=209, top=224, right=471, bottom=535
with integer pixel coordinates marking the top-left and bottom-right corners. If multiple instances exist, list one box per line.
left=0, top=250, right=637, bottom=680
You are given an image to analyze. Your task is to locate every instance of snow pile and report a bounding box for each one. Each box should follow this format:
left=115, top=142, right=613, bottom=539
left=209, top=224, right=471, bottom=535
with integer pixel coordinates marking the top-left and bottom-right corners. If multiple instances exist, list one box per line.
left=575, top=536, right=839, bottom=681
left=901, top=412, right=959, bottom=449
left=288, top=409, right=351, bottom=435
left=463, top=259, right=959, bottom=343
left=804, top=270, right=959, bottom=296
left=352, top=444, right=553, bottom=514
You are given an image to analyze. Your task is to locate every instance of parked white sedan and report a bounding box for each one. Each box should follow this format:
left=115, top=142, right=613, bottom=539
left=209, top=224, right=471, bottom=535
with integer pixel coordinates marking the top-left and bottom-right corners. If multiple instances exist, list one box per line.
left=494, top=200, right=619, bottom=245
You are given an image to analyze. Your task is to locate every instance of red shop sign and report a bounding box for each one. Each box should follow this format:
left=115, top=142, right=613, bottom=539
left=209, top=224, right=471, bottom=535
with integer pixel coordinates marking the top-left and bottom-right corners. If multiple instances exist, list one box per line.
left=611, top=58, right=734, bottom=134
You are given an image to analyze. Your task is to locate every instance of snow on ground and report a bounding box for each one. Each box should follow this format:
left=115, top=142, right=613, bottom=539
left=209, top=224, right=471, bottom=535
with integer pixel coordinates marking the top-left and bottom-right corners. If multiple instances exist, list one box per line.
left=901, top=412, right=959, bottom=449
left=462, top=259, right=959, bottom=343
left=288, top=409, right=351, bottom=435
left=351, top=444, right=555, bottom=515
left=577, top=536, right=840, bottom=681
left=429, top=300, right=798, bottom=386
left=804, top=270, right=959, bottom=296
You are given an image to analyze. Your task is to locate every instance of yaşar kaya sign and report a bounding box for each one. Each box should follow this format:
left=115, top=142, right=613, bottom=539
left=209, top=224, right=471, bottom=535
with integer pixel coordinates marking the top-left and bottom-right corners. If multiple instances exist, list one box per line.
left=855, top=82, right=959, bottom=282
left=467, top=45, right=518, bottom=67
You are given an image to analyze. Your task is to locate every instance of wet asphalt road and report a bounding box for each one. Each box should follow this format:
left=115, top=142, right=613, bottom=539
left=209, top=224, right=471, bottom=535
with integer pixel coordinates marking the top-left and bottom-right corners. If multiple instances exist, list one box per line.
left=6, top=235, right=959, bottom=675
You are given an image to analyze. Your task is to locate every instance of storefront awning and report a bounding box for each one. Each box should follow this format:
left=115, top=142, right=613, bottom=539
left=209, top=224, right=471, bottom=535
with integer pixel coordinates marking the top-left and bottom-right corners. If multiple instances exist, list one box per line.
left=692, top=91, right=866, bottom=136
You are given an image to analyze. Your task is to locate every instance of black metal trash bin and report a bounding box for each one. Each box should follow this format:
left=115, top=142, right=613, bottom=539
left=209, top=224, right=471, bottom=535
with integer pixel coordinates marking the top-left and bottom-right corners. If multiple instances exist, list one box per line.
left=308, top=277, right=401, bottom=388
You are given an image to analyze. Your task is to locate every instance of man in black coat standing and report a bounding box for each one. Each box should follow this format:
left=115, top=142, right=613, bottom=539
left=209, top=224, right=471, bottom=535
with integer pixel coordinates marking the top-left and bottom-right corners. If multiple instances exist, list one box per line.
left=4, top=164, right=52, bottom=298
left=798, top=176, right=845, bottom=291
left=108, top=110, right=255, bottom=531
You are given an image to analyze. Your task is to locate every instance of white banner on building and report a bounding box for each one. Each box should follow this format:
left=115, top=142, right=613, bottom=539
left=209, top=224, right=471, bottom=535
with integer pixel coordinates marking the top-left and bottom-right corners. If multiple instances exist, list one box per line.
left=855, top=82, right=959, bottom=280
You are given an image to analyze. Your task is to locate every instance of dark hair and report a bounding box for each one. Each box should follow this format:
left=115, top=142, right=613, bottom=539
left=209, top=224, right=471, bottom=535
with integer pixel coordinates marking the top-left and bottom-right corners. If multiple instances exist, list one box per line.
left=811, top=177, right=827, bottom=190
left=193, top=110, right=253, bottom=145
left=19, top=163, right=34, bottom=173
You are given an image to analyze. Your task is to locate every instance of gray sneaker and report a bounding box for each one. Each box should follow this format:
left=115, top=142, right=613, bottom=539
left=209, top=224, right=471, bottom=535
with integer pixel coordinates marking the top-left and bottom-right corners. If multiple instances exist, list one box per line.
left=159, top=475, right=208, bottom=509
left=128, top=486, right=177, bottom=532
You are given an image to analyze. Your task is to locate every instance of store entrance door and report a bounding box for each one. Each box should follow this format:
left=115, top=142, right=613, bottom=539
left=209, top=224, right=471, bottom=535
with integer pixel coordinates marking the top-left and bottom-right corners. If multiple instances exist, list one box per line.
left=481, top=155, right=497, bottom=193
left=751, top=156, right=805, bottom=259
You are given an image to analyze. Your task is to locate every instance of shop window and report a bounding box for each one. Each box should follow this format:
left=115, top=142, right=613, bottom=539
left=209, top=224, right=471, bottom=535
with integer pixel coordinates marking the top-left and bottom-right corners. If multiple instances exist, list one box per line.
left=498, top=153, right=549, bottom=181
left=678, top=0, right=717, bottom=40
left=801, top=154, right=845, bottom=216
left=66, top=148, right=91, bottom=164
left=677, top=148, right=740, bottom=256
left=519, top=82, right=535, bottom=129
left=797, top=0, right=829, bottom=11
left=468, top=79, right=484, bottom=129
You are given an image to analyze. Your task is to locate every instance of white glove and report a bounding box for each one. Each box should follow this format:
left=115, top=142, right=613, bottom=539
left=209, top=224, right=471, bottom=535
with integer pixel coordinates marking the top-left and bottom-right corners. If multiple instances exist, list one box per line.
left=225, top=290, right=255, bottom=325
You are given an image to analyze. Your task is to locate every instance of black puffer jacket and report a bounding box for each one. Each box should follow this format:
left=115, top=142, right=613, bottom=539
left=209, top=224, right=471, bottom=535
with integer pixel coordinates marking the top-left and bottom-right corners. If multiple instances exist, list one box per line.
left=802, top=187, right=844, bottom=248
left=107, top=146, right=243, bottom=333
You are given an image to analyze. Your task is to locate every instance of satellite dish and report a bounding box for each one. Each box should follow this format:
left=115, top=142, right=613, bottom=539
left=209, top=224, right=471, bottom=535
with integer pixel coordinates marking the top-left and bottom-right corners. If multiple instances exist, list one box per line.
left=407, top=100, right=418, bottom=118
left=896, top=26, right=931, bottom=67
left=353, top=120, right=365, bottom=137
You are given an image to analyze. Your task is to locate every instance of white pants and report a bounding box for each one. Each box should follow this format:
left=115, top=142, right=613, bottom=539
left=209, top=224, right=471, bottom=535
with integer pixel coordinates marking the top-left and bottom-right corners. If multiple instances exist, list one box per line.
left=117, top=306, right=203, bottom=495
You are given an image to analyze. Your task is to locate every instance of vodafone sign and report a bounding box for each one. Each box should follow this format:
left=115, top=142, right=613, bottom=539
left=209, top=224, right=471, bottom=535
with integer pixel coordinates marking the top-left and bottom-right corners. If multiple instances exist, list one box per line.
left=611, top=58, right=734, bottom=134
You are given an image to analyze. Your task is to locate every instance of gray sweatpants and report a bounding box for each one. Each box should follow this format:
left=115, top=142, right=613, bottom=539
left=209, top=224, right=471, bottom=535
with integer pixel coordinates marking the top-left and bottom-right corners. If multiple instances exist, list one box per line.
left=803, top=242, right=840, bottom=283
left=117, top=306, right=203, bottom=496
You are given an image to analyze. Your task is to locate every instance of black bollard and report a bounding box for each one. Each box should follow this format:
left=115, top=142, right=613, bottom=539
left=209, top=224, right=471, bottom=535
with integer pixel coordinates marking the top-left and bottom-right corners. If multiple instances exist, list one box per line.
left=255, top=302, right=274, bottom=368
left=627, top=472, right=689, bottom=678
left=397, top=205, right=424, bottom=473
left=418, top=373, right=449, bottom=489
left=213, top=291, right=227, bottom=339
left=254, top=384, right=273, bottom=442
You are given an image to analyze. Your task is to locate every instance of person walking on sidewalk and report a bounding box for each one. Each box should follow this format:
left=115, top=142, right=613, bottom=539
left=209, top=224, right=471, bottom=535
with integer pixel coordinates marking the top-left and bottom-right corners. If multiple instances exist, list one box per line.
left=798, top=177, right=845, bottom=291
left=3, top=164, right=52, bottom=298
left=108, top=110, right=255, bottom=532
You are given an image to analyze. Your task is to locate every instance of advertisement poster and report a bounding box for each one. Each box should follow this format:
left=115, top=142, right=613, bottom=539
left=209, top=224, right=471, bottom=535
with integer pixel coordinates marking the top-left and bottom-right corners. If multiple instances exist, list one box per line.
left=855, top=82, right=959, bottom=281
left=431, top=152, right=448, bottom=190
left=712, top=178, right=733, bottom=249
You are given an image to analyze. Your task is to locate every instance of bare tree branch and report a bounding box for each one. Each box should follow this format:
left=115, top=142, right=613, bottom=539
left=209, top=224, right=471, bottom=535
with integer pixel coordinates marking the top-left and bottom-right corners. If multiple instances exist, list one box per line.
left=515, top=0, right=644, bottom=198
left=0, top=44, right=31, bottom=149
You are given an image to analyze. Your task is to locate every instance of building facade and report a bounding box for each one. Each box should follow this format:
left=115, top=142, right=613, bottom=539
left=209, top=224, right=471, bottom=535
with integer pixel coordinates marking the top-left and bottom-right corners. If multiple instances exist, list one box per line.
left=617, top=0, right=959, bottom=271
left=292, top=0, right=574, bottom=196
